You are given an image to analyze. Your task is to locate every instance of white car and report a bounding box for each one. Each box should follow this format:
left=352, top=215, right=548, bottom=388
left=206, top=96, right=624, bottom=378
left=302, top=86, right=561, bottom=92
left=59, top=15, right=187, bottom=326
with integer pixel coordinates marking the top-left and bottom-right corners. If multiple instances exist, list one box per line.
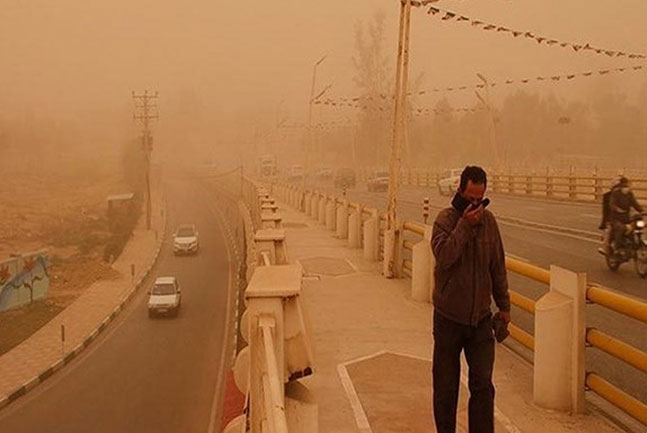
left=148, top=276, right=181, bottom=317
left=437, top=168, right=462, bottom=196
left=173, top=224, right=199, bottom=255
left=367, top=171, right=389, bottom=192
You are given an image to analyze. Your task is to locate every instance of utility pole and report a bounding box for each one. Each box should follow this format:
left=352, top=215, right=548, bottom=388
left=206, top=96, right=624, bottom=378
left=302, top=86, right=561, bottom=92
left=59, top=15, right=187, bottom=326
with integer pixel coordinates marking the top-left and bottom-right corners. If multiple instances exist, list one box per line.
left=475, top=73, right=501, bottom=169
left=384, top=0, right=412, bottom=277
left=132, top=90, right=159, bottom=230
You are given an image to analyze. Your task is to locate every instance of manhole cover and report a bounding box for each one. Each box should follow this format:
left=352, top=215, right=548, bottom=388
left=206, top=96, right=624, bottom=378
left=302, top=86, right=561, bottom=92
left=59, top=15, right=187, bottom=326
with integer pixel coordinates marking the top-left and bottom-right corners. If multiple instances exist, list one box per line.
left=283, top=222, right=309, bottom=228
left=299, top=257, right=354, bottom=276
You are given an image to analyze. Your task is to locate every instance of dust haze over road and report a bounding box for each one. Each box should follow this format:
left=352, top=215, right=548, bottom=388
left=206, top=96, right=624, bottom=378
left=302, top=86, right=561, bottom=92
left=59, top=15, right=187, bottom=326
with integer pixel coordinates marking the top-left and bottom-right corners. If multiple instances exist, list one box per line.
left=2, top=1, right=647, bottom=170
left=2, top=1, right=647, bottom=431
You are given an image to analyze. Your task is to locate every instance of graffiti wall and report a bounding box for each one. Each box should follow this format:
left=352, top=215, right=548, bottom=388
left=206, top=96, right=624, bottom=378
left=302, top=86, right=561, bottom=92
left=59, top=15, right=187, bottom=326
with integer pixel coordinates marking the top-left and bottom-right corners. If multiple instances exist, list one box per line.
left=0, top=250, right=50, bottom=312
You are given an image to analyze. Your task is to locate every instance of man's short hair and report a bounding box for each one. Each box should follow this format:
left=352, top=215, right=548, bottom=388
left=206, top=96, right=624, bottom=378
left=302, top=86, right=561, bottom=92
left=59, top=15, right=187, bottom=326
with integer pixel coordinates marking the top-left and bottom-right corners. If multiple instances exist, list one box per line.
left=459, top=166, right=487, bottom=192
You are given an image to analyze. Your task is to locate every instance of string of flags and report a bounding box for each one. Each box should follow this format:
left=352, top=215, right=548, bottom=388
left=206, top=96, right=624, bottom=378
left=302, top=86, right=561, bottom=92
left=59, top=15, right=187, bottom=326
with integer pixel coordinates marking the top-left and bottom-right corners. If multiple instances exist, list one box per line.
left=313, top=63, right=646, bottom=106
left=422, top=5, right=646, bottom=60
left=279, top=118, right=355, bottom=130
left=313, top=96, right=484, bottom=118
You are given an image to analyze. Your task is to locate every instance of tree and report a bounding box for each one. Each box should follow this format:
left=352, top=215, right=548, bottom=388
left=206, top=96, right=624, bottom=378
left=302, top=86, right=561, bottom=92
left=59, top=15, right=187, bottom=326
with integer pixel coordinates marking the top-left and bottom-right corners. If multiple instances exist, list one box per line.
left=352, top=10, right=392, bottom=167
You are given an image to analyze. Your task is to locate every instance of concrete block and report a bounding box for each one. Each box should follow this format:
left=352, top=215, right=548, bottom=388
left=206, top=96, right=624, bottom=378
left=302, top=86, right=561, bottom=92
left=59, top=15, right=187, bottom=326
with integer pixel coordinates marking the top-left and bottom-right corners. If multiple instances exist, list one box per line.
left=348, top=211, right=362, bottom=248
left=534, top=266, right=586, bottom=413
left=318, top=197, right=326, bottom=224
left=325, top=201, right=336, bottom=231
left=336, top=202, right=349, bottom=239
left=363, top=216, right=379, bottom=261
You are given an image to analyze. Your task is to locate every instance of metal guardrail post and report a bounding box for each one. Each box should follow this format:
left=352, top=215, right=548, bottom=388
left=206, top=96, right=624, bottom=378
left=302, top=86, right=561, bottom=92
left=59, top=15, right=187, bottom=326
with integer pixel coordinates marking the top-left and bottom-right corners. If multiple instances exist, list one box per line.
left=525, top=175, right=532, bottom=195
left=547, top=175, right=554, bottom=198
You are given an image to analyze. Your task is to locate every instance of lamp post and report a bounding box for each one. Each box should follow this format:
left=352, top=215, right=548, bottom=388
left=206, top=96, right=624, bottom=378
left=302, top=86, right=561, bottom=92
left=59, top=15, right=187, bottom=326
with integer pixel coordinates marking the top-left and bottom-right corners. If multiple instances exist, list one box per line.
left=303, top=55, right=329, bottom=191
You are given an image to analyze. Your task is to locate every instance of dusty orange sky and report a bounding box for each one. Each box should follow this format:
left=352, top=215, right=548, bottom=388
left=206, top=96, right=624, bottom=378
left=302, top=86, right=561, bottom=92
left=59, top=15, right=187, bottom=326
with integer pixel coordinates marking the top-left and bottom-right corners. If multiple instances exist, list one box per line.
left=1, top=0, right=646, bottom=122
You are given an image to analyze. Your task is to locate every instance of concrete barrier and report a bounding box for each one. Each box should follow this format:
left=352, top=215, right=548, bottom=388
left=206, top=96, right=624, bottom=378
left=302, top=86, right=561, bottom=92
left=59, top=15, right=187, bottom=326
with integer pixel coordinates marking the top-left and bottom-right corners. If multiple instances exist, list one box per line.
left=336, top=200, right=349, bottom=239
left=317, top=196, right=326, bottom=225
left=325, top=200, right=336, bottom=231
left=305, top=193, right=312, bottom=216
left=311, top=194, right=319, bottom=219
left=348, top=209, right=362, bottom=248
left=534, top=265, right=586, bottom=413
left=411, top=225, right=433, bottom=302
left=363, top=210, right=379, bottom=261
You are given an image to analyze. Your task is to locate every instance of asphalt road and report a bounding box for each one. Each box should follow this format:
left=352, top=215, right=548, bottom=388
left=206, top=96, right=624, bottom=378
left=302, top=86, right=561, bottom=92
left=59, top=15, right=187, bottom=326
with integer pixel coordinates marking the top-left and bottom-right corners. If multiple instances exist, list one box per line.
left=0, top=178, right=234, bottom=433
left=314, top=181, right=647, bottom=403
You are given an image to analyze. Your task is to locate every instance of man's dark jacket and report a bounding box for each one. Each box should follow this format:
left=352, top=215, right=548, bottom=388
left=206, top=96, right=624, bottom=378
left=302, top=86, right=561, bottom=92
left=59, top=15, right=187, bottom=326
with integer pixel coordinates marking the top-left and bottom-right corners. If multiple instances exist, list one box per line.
left=431, top=207, right=510, bottom=327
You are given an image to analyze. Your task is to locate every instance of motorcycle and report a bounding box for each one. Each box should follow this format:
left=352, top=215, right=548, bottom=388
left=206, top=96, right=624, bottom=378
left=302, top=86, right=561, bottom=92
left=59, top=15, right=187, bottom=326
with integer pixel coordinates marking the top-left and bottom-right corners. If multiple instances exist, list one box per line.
left=601, top=213, right=647, bottom=278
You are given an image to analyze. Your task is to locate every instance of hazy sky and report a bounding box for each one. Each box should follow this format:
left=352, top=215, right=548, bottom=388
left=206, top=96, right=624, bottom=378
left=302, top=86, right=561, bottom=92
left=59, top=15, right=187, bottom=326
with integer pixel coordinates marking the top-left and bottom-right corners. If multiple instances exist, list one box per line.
left=2, top=0, right=646, bottom=123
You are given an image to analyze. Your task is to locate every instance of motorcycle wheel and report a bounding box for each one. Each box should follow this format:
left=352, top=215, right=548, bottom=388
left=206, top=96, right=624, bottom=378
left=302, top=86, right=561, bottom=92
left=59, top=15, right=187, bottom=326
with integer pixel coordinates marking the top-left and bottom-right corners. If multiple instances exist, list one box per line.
left=606, top=254, right=620, bottom=272
left=635, top=245, right=647, bottom=278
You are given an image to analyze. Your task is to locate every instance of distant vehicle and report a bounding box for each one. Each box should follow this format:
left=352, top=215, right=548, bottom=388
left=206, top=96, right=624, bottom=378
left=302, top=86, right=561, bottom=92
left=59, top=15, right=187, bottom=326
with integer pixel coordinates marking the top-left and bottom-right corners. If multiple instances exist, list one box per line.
left=257, top=154, right=278, bottom=180
left=334, top=168, right=356, bottom=189
left=367, top=171, right=390, bottom=192
left=316, top=167, right=333, bottom=181
left=173, top=224, right=199, bottom=255
left=437, top=168, right=462, bottom=195
left=148, top=276, right=181, bottom=317
left=287, top=164, right=305, bottom=182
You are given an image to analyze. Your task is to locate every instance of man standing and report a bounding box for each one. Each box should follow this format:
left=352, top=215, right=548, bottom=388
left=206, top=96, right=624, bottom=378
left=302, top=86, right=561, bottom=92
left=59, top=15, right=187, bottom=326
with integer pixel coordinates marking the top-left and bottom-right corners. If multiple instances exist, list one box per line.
left=431, top=166, right=510, bottom=433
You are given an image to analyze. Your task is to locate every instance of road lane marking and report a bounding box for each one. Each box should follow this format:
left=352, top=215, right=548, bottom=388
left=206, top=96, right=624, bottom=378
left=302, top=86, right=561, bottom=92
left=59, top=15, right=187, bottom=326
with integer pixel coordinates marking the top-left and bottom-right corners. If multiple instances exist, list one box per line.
left=206, top=189, right=237, bottom=433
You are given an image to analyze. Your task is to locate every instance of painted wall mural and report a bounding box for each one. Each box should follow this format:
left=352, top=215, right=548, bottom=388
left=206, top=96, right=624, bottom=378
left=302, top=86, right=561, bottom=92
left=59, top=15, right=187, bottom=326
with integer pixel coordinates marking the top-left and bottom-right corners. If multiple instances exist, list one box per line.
left=0, top=250, right=50, bottom=312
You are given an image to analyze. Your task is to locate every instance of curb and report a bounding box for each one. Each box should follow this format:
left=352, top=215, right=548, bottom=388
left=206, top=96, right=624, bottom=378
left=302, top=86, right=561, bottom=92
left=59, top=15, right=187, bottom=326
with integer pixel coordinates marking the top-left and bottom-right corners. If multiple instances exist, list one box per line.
left=0, top=196, right=168, bottom=412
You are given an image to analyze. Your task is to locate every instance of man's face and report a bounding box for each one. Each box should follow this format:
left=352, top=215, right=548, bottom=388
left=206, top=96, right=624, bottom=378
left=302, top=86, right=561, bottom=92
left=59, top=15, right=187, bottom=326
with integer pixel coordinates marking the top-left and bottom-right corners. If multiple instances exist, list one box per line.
left=461, top=180, right=486, bottom=206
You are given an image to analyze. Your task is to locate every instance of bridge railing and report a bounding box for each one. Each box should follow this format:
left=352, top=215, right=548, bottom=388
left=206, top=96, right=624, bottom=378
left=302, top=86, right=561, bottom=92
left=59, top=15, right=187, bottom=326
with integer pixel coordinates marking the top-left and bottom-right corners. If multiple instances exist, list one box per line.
left=271, top=181, right=647, bottom=427
left=358, top=167, right=647, bottom=202
left=224, top=179, right=316, bottom=433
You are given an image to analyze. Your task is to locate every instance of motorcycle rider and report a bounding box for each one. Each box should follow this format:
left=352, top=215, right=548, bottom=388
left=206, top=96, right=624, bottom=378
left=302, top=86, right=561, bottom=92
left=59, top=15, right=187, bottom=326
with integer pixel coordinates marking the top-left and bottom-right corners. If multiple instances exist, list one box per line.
left=599, top=177, right=621, bottom=255
left=608, top=177, right=644, bottom=252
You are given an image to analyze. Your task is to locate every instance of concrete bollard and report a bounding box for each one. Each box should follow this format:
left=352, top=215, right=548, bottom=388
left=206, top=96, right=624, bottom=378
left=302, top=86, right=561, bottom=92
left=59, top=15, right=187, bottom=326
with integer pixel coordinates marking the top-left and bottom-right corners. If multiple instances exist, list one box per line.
left=534, top=265, right=586, bottom=413
left=348, top=210, right=362, bottom=248
left=311, top=194, right=319, bottom=219
left=325, top=200, right=336, bottom=231
left=411, top=225, right=433, bottom=302
left=318, top=196, right=326, bottom=224
left=363, top=211, right=379, bottom=261
left=336, top=200, right=349, bottom=239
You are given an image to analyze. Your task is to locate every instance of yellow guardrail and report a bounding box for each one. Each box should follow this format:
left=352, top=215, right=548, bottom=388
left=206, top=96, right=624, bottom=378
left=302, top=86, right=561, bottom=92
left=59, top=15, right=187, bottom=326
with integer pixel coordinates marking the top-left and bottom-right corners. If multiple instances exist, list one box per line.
left=509, top=291, right=536, bottom=314
left=509, top=323, right=535, bottom=351
left=586, top=285, right=647, bottom=324
left=586, top=328, right=647, bottom=373
left=505, top=257, right=551, bottom=285
left=586, top=373, right=647, bottom=426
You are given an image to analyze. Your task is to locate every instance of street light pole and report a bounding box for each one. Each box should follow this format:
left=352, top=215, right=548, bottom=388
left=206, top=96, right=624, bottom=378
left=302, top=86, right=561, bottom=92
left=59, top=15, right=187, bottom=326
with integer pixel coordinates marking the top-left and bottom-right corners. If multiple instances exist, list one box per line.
left=304, top=55, right=327, bottom=191
left=384, top=0, right=412, bottom=278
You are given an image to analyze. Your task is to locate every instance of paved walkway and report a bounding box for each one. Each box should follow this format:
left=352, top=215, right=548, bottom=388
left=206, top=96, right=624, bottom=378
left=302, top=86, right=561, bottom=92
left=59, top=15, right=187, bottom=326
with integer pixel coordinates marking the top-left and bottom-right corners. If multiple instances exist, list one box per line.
left=277, top=202, right=626, bottom=433
left=0, top=187, right=165, bottom=402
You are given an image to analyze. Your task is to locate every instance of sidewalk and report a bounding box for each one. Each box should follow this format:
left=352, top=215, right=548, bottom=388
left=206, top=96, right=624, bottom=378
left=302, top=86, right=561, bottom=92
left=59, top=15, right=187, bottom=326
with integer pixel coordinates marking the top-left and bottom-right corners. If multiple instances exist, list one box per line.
left=0, top=187, right=166, bottom=406
left=277, top=201, right=625, bottom=433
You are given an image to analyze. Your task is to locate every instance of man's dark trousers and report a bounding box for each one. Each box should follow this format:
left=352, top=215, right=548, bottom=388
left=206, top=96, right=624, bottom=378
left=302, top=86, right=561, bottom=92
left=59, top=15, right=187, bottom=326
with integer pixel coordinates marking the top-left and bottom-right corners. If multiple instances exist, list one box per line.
left=432, top=311, right=495, bottom=433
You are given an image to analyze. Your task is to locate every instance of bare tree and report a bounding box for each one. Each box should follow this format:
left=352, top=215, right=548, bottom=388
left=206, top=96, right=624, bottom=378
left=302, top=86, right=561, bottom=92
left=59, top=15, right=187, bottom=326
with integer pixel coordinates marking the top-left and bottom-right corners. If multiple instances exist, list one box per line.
left=352, top=10, right=392, bottom=167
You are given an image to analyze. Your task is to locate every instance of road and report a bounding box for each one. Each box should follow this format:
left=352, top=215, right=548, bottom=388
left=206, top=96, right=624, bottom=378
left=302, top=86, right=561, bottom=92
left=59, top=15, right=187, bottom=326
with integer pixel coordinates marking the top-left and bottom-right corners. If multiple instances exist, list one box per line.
left=313, top=180, right=647, bottom=403
left=0, top=178, right=234, bottom=433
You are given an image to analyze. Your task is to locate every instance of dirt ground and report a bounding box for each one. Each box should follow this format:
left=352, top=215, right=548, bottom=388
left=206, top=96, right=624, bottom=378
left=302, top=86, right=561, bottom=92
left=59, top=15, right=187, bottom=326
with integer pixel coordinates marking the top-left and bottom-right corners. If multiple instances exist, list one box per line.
left=0, top=164, right=129, bottom=356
